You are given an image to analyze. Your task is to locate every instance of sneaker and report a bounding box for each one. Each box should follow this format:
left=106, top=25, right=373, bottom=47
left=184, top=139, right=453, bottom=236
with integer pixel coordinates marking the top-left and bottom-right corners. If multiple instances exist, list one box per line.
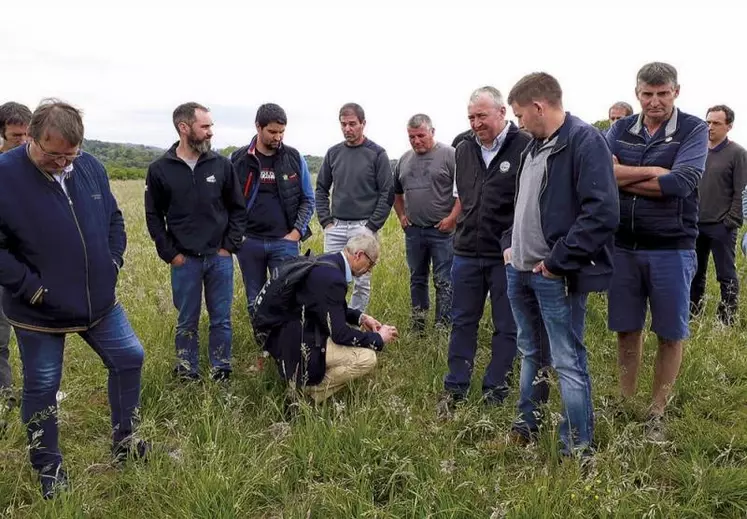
left=436, top=391, right=465, bottom=420
left=112, top=438, right=152, bottom=465
left=40, top=466, right=69, bottom=500
left=644, top=414, right=667, bottom=444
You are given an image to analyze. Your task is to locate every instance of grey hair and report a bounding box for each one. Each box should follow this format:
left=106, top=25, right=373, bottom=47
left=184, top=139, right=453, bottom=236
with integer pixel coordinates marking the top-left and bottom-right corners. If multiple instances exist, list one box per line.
left=344, top=233, right=381, bottom=262
left=609, top=101, right=634, bottom=116
left=407, top=113, right=433, bottom=129
left=469, top=86, right=504, bottom=109
left=636, top=62, right=678, bottom=88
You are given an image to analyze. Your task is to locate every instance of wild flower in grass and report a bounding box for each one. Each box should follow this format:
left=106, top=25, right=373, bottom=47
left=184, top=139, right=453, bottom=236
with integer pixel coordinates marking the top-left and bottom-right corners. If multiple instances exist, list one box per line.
left=489, top=503, right=508, bottom=519
left=333, top=400, right=346, bottom=418
left=440, top=458, right=456, bottom=474
left=268, top=421, right=291, bottom=442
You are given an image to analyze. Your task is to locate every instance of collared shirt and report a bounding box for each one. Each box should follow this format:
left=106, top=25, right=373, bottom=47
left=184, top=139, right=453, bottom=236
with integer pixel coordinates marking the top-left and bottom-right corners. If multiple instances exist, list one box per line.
left=453, top=122, right=511, bottom=197
left=476, top=121, right=511, bottom=167
left=340, top=251, right=352, bottom=283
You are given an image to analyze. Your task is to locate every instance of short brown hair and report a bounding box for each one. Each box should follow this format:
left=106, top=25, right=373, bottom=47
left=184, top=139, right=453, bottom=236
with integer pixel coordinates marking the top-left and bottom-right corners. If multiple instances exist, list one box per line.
left=507, top=72, right=563, bottom=107
left=339, top=102, right=365, bottom=123
left=28, top=98, right=84, bottom=146
left=707, top=104, right=735, bottom=125
left=173, top=102, right=209, bottom=133
left=0, top=102, right=32, bottom=139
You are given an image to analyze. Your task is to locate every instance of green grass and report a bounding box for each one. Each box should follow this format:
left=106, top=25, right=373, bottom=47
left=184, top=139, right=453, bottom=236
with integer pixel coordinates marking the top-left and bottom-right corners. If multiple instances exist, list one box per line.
left=1, top=180, right=747, bottom=518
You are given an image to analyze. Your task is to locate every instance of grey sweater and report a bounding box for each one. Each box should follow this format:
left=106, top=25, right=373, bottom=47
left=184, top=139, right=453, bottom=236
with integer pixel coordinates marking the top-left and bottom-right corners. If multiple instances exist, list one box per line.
left=699, top=140, right=747, bottom=227
left=315, top=138, right=394, bottom=232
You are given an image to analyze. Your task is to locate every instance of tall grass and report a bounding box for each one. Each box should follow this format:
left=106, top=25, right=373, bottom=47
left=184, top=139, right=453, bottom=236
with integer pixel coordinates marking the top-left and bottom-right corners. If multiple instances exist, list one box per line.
left=1, top=180, right=746, bottom=518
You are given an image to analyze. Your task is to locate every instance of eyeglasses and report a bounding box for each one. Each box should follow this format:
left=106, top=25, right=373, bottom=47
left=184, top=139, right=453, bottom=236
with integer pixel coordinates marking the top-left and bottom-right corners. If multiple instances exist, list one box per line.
left=35, top=140, right=82, bottom=162
left=362, top=251, right=377, bottom=269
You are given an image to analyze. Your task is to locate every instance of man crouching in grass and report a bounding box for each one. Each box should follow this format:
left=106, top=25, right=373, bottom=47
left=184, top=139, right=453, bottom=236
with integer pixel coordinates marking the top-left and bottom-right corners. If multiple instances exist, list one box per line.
left=258, top=234, right=399, bottom=406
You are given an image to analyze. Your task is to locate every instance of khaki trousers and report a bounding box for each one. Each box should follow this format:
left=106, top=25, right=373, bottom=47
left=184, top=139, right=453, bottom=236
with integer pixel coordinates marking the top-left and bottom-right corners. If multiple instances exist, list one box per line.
left=303, top=339, right=377, bottom=403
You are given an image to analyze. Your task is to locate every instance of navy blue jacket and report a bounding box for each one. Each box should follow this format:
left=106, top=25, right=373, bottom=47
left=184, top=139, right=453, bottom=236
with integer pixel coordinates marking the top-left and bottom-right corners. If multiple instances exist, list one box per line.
left=0, top=146, right=125, bottom=332
left=606, top=109, right=708, bottom=250
left=265, top=252, right=384, bottom=386
left=501, top=113, right=620, bottom=293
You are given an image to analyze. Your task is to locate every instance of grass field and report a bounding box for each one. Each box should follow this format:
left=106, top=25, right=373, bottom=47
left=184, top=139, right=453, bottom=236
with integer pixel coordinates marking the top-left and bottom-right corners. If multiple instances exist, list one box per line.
left=1, top=180, right=747, bottom=518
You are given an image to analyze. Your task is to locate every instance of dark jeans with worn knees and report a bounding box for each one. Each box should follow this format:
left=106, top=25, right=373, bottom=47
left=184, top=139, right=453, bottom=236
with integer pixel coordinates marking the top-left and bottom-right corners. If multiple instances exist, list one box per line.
left=404, top=226, right=454, bottom=327
left=15, top=304, right=144, bottom=472
left=171, top=253, right=234, bottom=376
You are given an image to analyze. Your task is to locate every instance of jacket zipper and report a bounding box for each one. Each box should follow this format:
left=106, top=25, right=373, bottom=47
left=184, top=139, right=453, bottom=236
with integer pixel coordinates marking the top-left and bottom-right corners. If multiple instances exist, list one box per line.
left=65, top=192, right=92, bottom=323
left=631, top=196, right=637, bottom=249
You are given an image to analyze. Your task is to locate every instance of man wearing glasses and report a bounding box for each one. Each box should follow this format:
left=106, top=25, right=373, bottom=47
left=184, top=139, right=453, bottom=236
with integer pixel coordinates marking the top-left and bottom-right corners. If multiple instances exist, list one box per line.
left=262, top=234, right=398, bottom=404
left=0, top=99, right=147, bottom=499
left=0, top=101, right=32, bottom=426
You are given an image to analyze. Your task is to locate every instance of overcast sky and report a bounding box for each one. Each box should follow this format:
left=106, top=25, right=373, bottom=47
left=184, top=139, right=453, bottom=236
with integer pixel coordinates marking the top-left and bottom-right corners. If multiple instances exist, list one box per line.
left=3, top=1, right=745, bottom=158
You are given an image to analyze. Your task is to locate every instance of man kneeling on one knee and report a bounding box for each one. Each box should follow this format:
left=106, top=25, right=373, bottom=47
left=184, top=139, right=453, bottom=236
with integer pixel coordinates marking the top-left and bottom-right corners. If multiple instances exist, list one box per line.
left=263, top=234, right=398, bottom=403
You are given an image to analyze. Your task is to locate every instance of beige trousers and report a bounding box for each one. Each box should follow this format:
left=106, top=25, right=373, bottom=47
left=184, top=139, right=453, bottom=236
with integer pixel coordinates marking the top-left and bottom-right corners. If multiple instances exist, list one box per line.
left=303, top=339, right=377, bottom=403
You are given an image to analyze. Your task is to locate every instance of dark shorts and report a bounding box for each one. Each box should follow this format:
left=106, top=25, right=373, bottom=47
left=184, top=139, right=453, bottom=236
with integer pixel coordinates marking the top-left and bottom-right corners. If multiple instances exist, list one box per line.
left=608, top=248, right=697, bottom=341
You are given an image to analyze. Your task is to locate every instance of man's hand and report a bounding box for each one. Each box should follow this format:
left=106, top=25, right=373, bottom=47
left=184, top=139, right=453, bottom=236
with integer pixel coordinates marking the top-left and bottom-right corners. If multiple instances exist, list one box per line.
left=503, top=248, right=512, bottom=265
left=399, top=214, right=411, bottom=229
left=171, top=253, right=187, bottom=267
left=612, top=155, right=619, bottom=165
left=217, top=249, right=232, bottom=257
left=378, top=325, right=399, bottom=344
left=324, top=223, right=334, bottom=230
left=283, top=229, right=302, bottom=241
left=360, top=314, right=382, bottom=332
left=533, top=260, right=560, bottom=279
left=435, top=215, right=456, bottom=233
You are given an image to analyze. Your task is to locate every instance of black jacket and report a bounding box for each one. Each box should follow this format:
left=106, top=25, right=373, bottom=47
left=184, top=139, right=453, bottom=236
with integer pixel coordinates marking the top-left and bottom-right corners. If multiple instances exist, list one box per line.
left=144, top=143, right=246, bottom=263
left=265, top=253, right=384, bottom=386
left=230, top=136, right=315, bottom=240
left=454, top=122, right=531, bottom=257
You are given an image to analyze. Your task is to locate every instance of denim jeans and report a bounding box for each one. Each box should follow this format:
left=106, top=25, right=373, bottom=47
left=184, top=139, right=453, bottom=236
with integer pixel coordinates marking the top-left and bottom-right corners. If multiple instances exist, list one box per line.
left=0, top=286, right=12, bottom=400
left=691, top=222, right=739, bottom=322
left=14, top=303, right=144, bottom=472
left=506, top=266, right=593, bottom=454
left=237, top=236, right=299, bottom=315
left=324, top=219, right=374, bottom=312
left=444, top=255, right=517, bottom=401
left=404, top=226, right=454, bottom=326
left=171, top=253, right=234, bottom=376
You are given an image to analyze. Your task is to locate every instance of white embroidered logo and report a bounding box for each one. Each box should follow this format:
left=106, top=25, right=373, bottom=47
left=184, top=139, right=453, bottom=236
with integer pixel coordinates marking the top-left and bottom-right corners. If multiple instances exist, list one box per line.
left=499, top=161, right=511, bottom=173
left=206, top=175, right=216, bottom=183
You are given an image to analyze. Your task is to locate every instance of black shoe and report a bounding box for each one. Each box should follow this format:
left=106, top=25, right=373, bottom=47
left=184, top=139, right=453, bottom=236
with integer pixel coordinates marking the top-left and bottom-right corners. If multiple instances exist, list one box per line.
left=40, top=466, right=68, bottom=500
left=482, top=387, right=508, bottom=406
left=112, top=438, right=151, bottom=465
left=211, top=369, right=231, bottom=382
left=436, top=391, right=465, bottom=420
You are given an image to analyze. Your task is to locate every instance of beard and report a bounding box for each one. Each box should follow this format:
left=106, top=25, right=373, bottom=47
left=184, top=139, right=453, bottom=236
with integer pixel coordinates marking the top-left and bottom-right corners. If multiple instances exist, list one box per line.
left=188, top=131, right=211, bottom=155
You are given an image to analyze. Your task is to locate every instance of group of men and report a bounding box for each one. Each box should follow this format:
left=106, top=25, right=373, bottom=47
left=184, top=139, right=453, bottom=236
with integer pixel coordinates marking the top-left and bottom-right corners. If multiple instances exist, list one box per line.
left=0, top=59, right=745, bottom=498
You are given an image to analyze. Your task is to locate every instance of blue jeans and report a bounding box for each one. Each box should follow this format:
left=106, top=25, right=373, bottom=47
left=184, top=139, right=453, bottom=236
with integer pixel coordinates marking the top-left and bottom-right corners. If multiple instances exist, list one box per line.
left=506, top=266, right=593, bottom=454
left=171, top=253, right=234, bottom=376
left=14, top=303, right=144, bottom=472
left=237, top=236, right=299, bottom=315
left=444, top=255, right=517, bottom=401
left=404, top=226, right=454, bottom=326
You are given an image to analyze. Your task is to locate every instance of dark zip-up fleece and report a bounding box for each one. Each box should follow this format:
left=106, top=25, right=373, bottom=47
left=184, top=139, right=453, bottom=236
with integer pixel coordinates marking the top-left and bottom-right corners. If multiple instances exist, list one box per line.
left=454, top=122, right=531, bottom=258
left=145, top=143, right=246, bottom=263
left=0, top=145, right=125, bottom=332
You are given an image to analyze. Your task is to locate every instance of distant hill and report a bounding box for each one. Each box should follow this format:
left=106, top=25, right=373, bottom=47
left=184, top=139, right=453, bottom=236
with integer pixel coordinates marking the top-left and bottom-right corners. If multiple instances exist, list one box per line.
left=83, top=139, right=326, bottom=180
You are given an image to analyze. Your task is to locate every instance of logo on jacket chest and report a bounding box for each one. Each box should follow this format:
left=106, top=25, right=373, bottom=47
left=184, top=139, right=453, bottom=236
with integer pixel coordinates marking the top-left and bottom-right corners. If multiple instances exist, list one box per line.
left=499, top=161, right=511, bottom=173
